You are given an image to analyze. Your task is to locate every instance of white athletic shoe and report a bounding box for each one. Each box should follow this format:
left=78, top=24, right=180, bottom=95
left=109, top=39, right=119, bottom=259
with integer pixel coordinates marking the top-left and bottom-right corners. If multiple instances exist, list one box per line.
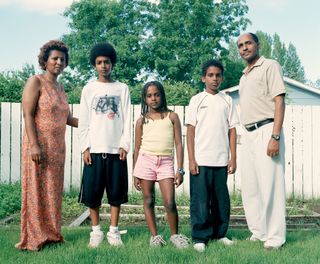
left=170, top=234, right=190, bottom=249
left=193, top=242, right=206, bottom=252
left=150, top=235, right=167, bottom=247
left=219, top=237, right=234, bottom=246
left=88, top=230, right=104, bottom=248
left=107, top=230, right=124, bottom=246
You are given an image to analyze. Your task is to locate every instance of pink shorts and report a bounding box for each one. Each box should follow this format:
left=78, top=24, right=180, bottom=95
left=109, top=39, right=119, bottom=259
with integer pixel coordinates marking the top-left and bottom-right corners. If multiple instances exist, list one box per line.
left=133, top=152, right=174, bottom=181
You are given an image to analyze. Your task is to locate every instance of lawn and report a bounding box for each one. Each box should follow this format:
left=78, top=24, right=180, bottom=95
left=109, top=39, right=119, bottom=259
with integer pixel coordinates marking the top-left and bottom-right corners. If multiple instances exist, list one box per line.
left=1, top=184, right=320, bottom=263
left=1, top=225, right=320, bottom=264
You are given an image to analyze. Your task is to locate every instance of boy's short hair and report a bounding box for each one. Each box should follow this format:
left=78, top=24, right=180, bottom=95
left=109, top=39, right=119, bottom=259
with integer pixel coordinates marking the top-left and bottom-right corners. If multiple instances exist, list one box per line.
left=90, top=42, right=117, bottom=66
left=201, top=59, right=224, bottom=77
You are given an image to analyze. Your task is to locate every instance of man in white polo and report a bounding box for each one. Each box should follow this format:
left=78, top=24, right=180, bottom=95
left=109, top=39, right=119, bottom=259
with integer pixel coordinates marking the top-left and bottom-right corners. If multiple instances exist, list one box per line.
left=237, top=32, right=286, bottom=250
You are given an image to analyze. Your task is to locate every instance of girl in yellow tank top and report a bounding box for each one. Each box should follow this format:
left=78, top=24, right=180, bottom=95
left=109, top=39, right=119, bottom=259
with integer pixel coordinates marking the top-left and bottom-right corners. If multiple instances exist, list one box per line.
left=133, top=81, right=189, bottom=248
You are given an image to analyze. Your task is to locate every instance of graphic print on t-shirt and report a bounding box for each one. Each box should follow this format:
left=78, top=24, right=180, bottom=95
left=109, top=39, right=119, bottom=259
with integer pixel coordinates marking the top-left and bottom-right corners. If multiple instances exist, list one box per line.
left=93, top=94, right=120, bottom=120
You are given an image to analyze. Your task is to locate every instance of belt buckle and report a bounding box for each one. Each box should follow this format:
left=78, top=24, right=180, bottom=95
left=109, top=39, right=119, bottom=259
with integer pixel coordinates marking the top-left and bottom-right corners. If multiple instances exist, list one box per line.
left=254, top=123, right=258, bottom=130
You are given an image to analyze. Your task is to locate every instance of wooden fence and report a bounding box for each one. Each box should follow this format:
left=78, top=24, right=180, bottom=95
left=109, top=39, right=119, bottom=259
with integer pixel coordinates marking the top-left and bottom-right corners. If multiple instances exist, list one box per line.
left=0, top=102, right=320, bottom=198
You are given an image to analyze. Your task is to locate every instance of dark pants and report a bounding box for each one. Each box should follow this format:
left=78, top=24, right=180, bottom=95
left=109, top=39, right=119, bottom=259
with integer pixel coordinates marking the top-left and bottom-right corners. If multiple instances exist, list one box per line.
left=190, top=166, right=230, bottom=244
left=79, top=153, right=128, bottom=208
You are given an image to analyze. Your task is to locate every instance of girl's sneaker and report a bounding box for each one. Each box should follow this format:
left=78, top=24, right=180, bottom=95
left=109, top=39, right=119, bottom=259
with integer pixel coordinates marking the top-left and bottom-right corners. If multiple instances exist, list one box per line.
left=170, top=234, right=190, bottom=249
left=150, top=235, right=167, bottom=247
left=88, top=230, right=104, bottom=248
left=107, top=230, right=124, bottom=246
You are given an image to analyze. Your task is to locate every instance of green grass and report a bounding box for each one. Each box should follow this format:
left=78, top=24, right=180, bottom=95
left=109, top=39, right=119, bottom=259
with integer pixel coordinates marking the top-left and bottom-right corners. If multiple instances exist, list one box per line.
left=1, top=226, right=320, bottom=264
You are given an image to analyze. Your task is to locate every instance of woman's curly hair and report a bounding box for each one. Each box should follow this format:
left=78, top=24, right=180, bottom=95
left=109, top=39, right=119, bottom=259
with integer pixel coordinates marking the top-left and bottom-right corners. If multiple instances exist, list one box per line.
left=38, top=40, right=69, bottom=70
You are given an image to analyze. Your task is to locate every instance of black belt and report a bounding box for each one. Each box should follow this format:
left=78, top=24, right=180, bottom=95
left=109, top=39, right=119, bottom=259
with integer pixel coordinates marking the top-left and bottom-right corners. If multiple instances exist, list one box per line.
left=245, top=118, right=274, bottom=132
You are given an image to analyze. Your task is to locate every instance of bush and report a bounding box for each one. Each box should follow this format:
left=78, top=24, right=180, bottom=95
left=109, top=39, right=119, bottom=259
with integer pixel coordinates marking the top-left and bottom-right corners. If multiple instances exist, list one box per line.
left=0, top=183, right=21, bottom=219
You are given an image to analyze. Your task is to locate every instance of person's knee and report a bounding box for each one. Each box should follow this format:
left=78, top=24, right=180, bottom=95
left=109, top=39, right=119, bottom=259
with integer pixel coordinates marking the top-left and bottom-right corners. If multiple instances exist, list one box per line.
left=144, top=195, right=155, bottom=209
left=163, top=200, right=177, bottom=213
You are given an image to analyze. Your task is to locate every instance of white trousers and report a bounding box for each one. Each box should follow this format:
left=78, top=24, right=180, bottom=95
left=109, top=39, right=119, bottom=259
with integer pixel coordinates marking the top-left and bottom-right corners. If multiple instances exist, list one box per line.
left=240, top=122, right=286, bottom=247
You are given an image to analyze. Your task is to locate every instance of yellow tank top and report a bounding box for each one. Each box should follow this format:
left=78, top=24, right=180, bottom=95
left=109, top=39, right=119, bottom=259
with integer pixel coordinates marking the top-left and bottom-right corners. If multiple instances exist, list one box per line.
left=140, top=113, right=174, bottom=156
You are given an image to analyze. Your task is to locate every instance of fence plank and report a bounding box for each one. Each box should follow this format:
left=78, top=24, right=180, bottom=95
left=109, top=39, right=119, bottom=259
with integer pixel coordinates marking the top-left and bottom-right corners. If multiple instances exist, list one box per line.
left=173, top=106, right=184, bottom=195
left=312, top=107, right=320, bottom=197
left=301, top=106, right=313, bottom=198
left=10, top=103, right=21, bottom=183
left=182, top=106, right=190, bottom=195
left=292, top=106, right=303, bottom=196
left=127, top=105, right=134, bottom=193
left=64, top=104, right=72, bottom=192
left=233, top=105, right=243, bottom=193
left=283, top=105, right=293, bottom=196
left=1, top=103, right=11, bottom=183
left=234, top=127, right=245, bottom=194
left=71, top=104, right=82, bottom=189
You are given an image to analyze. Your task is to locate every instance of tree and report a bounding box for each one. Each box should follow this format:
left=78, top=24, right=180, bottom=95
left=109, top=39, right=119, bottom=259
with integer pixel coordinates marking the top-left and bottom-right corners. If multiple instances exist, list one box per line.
left=256, top=31, right=272, bottom=58
left=62, top=0, right=250, bottom=88
left=144, top=0, right=250, bottom=84
left=62, top=0, right=154, bottom=86
left=245, top=31, right=306, bottom=82
left=0, top=64, right=35, bottom=102
left=220, top=40, right=245, bottom=90
left=283, top=43, right=305, bottom=82
left=272, top=33, right=286, bottom=66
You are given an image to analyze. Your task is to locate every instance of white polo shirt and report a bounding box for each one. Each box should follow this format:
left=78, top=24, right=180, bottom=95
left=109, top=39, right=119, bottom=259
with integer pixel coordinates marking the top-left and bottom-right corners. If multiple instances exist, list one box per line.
left=185, top=91, right=239, bottom=166
left=239, top=56, right=286, bottom=126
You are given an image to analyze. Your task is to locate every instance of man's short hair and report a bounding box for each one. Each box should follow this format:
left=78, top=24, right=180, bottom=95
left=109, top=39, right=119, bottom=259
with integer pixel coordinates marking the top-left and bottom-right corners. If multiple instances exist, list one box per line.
left=249, top=32, right=259, bottom=44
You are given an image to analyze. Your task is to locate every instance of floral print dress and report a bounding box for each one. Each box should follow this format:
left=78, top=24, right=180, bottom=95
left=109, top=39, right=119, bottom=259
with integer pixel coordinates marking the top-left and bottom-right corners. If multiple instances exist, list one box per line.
left=16, top=74, right=69, bottom=251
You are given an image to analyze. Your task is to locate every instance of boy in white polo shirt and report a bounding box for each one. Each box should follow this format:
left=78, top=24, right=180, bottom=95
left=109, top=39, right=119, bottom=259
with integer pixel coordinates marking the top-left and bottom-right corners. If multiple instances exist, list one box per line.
left=186, top=59, right=239, bottom=252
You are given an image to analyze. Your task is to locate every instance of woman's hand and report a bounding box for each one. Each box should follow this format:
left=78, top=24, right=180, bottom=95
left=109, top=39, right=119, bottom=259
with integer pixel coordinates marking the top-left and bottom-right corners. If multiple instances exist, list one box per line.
left=30, top=143, right=42, bottom=164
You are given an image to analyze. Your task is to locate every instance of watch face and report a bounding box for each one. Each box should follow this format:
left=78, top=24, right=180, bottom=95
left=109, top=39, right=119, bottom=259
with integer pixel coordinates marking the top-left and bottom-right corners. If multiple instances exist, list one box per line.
left=272, top=135, right=280, bottom=140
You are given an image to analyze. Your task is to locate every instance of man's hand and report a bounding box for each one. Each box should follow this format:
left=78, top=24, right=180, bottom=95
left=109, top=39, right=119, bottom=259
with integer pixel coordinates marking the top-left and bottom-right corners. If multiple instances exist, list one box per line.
left=119, top=148, right=127, bottom=160
left=267, top=138, right=280, bottom=157
left=83, top=148, right=92, bottom=165
left=189, top=159, right=199, bottom=175
left=228, top=159, right=237, bottom=174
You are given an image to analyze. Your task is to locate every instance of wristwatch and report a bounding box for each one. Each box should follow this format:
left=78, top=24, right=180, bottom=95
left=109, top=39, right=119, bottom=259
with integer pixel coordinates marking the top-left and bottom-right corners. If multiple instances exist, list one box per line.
left=271, top=134, right=280, bottom=141
left=177, top=168, right=185, bottom=176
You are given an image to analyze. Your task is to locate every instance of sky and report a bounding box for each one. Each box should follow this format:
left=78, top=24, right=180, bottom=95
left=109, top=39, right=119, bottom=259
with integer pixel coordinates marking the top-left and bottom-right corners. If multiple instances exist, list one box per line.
left=0, top=0, right=319, bottom=82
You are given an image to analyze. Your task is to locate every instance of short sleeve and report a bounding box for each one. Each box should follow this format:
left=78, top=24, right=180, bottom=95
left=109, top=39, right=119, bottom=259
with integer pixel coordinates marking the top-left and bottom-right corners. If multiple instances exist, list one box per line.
left=267, top=61, right=286, bottom=99
left=185, top=96, right=197, bottom=126
left=228, top=99, right=240, bottom=129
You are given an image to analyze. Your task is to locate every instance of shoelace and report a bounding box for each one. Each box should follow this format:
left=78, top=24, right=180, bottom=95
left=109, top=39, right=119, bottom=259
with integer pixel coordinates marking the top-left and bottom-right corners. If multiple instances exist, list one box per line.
left=152, top=235, right=167, bottom=245
left=172, top=234, right=190, bottom=246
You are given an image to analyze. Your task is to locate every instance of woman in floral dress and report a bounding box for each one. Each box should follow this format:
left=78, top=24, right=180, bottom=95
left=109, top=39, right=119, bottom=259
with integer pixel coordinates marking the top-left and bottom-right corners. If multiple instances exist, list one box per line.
left=15, top=40, right=78, bottom=251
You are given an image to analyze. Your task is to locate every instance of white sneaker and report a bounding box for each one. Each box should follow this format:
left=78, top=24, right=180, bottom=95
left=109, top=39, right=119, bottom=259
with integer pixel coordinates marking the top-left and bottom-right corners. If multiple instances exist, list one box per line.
left=88, top=230, right=104, bottom=248
left=170, top=234, right=189, bottom=249
left=107, top=230, right=123, bottom=246
left=263, top=241, right=284, bottom=250
left=219, top=237, right=234, bottom=246
left=193, top=242, right=206, bottom=252
left=150, top=235, right=166, bottom=247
